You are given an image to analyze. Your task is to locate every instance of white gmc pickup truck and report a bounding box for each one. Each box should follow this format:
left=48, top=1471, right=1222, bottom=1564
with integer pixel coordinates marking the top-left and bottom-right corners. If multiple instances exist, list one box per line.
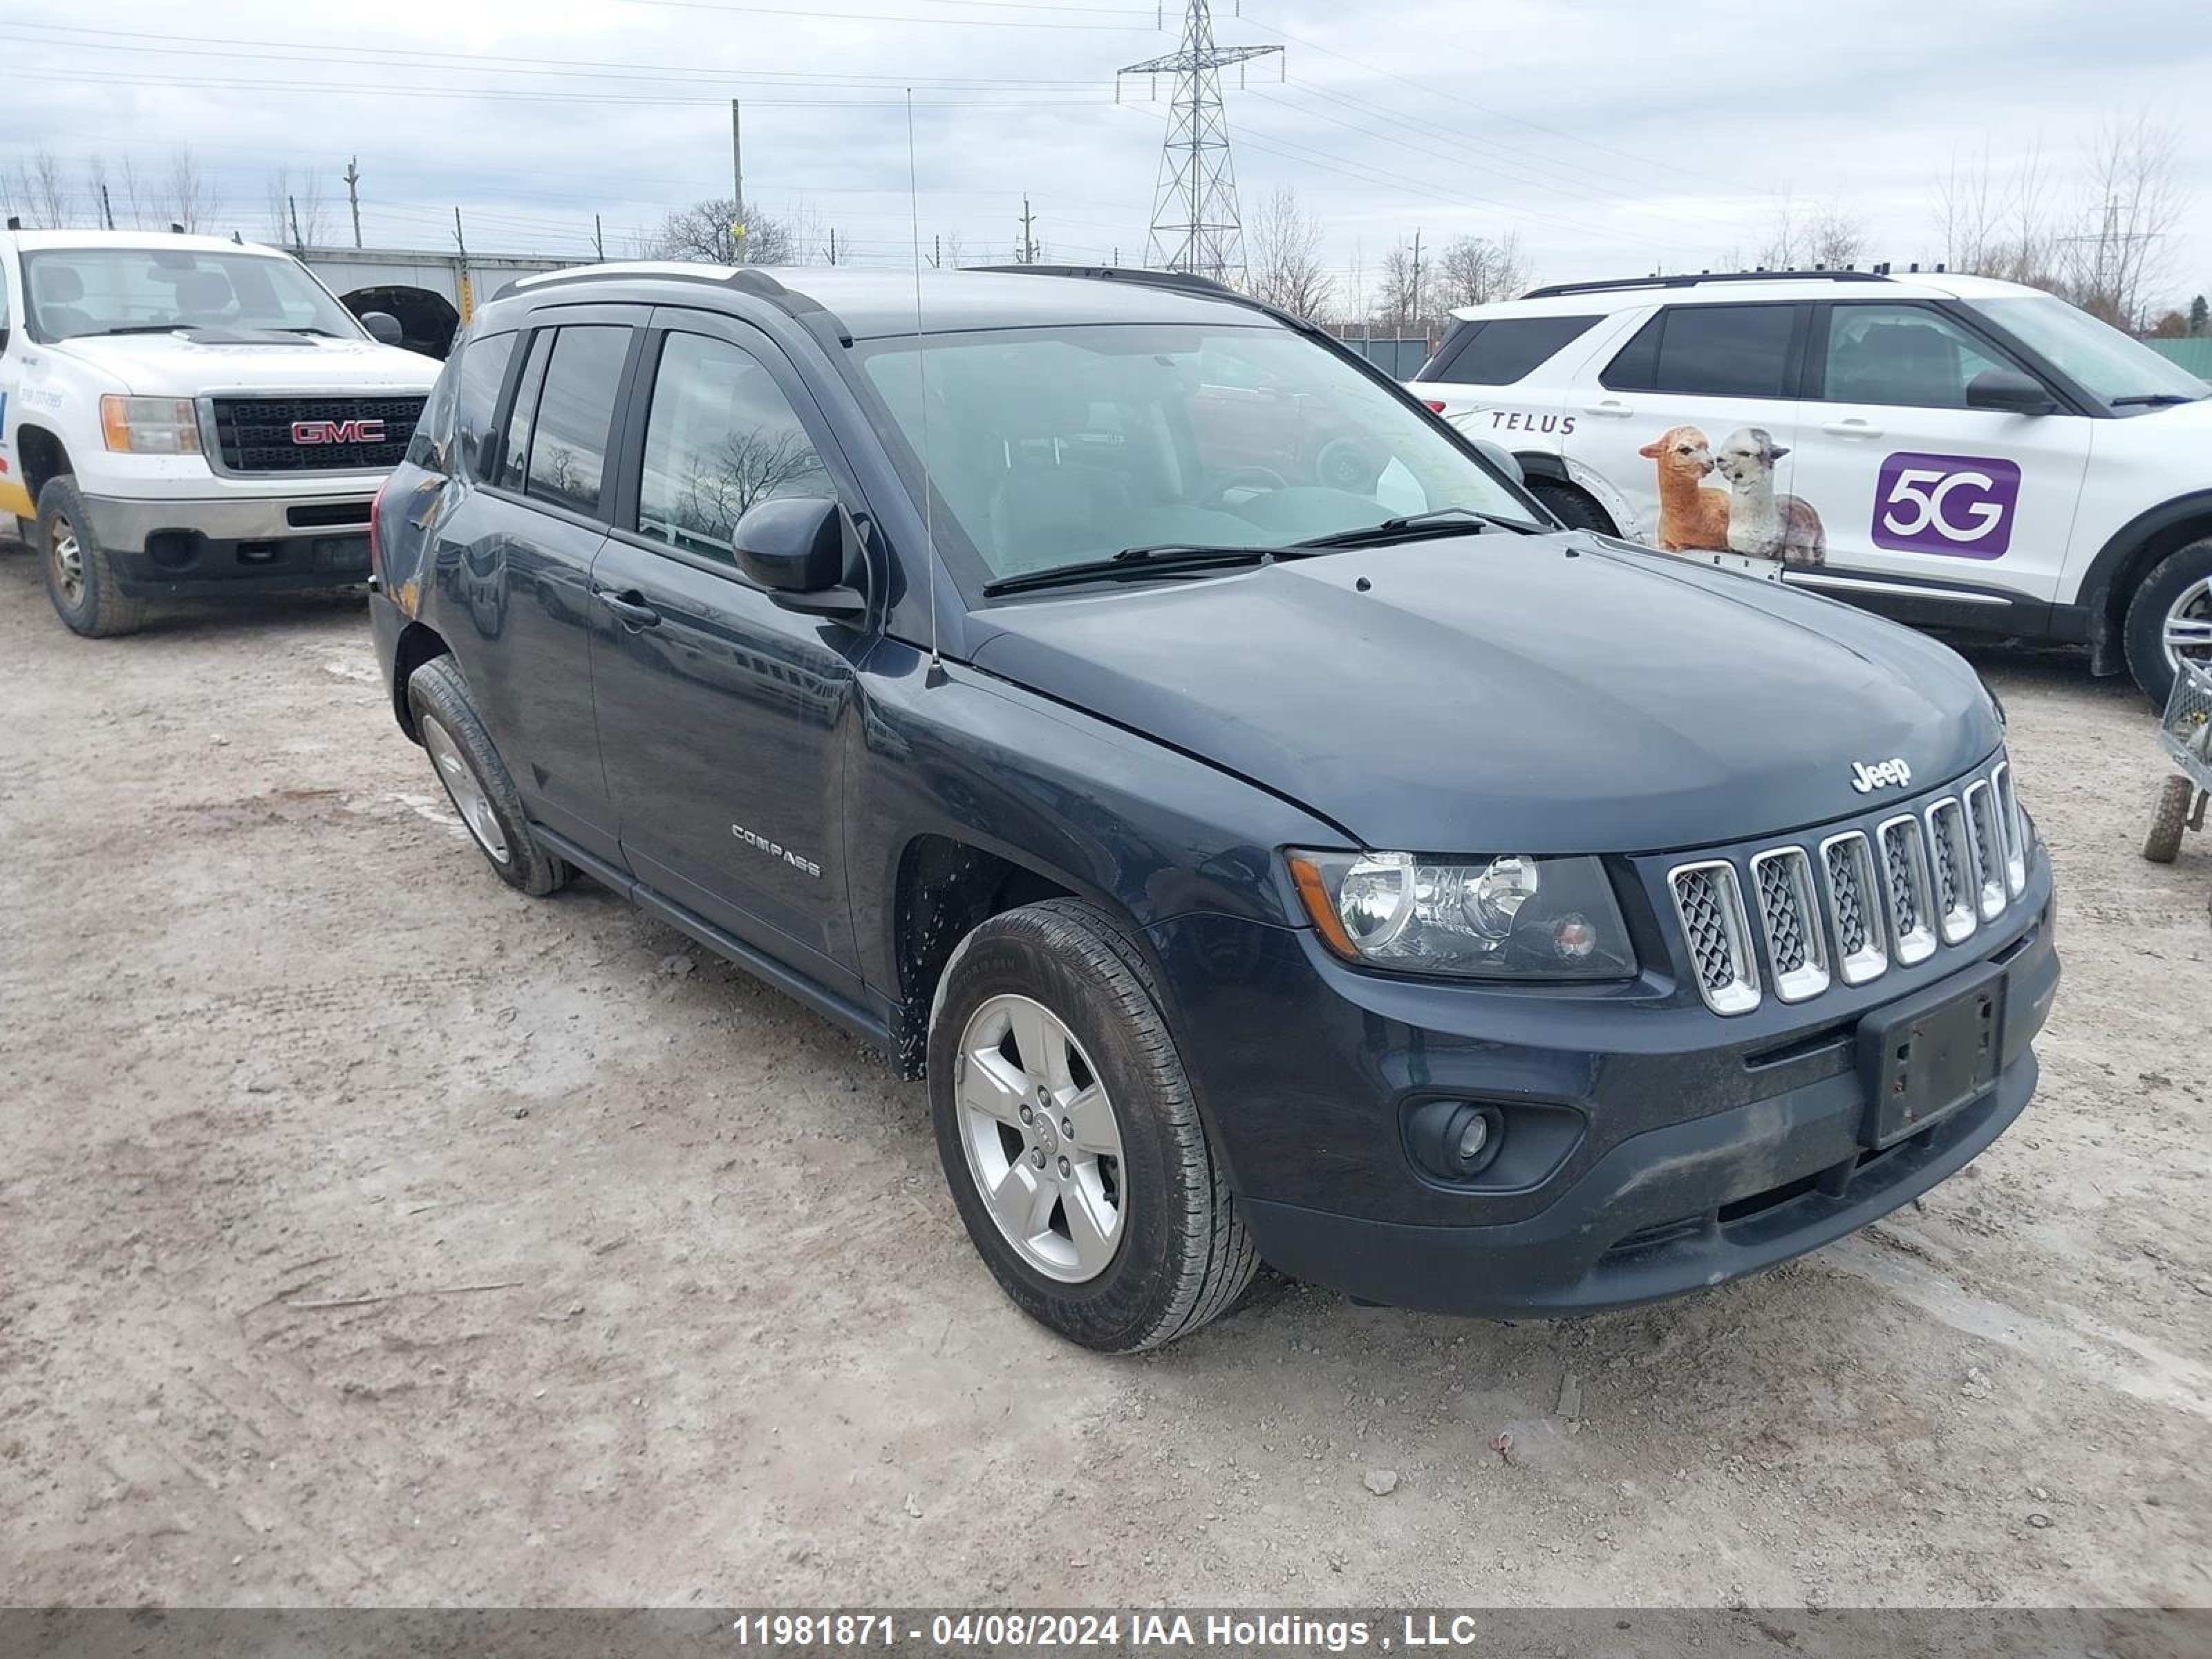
left=0, top=229, right=439, bottom=636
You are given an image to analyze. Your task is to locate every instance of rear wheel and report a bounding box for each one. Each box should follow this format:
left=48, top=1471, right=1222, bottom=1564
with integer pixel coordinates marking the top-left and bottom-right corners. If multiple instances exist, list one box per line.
left=928, top=900, right=1256, bottom=1352
left=1530, top=480, right=1618, bottom=537
left=2122, top=536, right=2212, bottom=704
left=404, top=655, right=571, bottom=897
left=38, top=478, right=148, bottom=637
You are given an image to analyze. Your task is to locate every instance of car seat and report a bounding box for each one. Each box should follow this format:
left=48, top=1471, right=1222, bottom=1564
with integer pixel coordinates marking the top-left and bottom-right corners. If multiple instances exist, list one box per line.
left=29, top=265, right=97, bottom=339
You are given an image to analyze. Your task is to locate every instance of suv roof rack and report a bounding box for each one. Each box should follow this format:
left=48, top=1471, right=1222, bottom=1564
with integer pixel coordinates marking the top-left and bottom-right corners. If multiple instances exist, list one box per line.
left=493, top=261, right=846, bottom=337
left=976, top=263, right=1235, bottom=299
left=1520, top=268, right=1902, bottom=300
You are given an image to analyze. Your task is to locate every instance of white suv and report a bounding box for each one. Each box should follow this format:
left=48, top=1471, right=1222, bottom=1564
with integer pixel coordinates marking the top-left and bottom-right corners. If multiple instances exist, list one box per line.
left=0, top=229, right=439, bottom=636
left=1408, top=268, right=2212, bottom=700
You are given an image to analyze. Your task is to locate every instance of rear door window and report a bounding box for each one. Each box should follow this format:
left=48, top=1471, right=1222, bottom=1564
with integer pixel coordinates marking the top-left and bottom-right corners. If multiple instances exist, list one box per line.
left=1424, top=315, right=1600, bottom=384
left=497, top=331, right=552, bottom=493
left=1602, top=303, right=1803, bottom=398
left=523, top=324, right=631, bottom=518
left=449, top=329, right=516, bottom=479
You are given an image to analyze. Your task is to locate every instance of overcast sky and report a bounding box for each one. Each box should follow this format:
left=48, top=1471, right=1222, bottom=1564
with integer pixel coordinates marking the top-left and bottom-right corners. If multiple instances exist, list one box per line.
left=5, top=0, right=2206, bottom=310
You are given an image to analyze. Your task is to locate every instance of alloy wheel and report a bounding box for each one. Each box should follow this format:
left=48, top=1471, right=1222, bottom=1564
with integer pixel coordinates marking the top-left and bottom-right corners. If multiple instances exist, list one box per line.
left=954, top=993, right=1125, bottom=1284
left=421, top=715, right=512, bottom=865
left=2166, top=576, right=2212, bottom=679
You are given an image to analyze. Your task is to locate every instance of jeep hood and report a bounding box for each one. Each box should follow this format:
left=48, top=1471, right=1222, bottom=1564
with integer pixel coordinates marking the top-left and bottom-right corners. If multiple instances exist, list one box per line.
left=966, top=534, right=2003, bottom=854
left=46, top=332, right=437, bottom=397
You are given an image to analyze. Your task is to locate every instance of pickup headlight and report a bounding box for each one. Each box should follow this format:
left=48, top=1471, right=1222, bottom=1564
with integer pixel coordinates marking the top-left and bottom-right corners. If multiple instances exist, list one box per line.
left=100, top=395, right=202, bottom=455
left=1286, top=849, right=1637, bottom=980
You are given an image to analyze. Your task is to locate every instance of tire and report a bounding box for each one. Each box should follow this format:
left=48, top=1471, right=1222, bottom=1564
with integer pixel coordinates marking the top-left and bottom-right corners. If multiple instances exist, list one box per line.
left=38, top=477, right=149, bottom=637
left=2122, top=536, right=2212, bottom=704
left=928, top=899, right=1257, bottom=1352
left=404, top=655, right=572, bottom=897
left=2141, top=774, right=2195, bottom=864
left=1530, top=481, right=1618, bottom=537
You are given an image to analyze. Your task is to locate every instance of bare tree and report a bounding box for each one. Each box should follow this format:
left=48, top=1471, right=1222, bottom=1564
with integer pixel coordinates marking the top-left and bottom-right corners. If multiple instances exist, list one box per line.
left=118, top=156, right=149, bottom=229
left=1756, top=196, right=1801, bottom=269
left=640, top=196, right=805, bottom=265
left=1803, top=202, right=1867, bottom=269
left=2066, top=113, right=2180, bottom=327
left=162, top=148, right=210, bottom=232
left=1433, top=229, right=1528, bottom=308
left=265, top=166, right=332, bottom=248
left=1243, top=187, right=1333, bottom=320
left=12, top=149, right=70, bottom=227
left=1376, top=240, right=1421, bottom=337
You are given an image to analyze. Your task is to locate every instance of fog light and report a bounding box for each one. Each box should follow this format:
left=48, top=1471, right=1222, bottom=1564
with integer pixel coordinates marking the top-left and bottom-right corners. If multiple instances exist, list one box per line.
left=1408, top=1098, right=1506, bottom=1181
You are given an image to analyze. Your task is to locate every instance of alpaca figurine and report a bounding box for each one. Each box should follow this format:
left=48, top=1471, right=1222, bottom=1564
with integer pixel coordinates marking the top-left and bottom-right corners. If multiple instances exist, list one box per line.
left=1637, top=425, right=1731, bottom=552
left=1715, top=427, right=1826, bottom=565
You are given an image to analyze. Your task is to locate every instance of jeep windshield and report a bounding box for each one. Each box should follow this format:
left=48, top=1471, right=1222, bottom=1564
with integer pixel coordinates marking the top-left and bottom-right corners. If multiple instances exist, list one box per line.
left=852, top=321, right=1540, bottom=594
left=23, top=247, right=366, bottom=344
left=1966, top=293, right=2207, bottom=409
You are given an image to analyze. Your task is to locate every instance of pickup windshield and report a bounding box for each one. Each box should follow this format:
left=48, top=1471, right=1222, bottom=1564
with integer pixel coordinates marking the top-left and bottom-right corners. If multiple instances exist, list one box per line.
left=1967, top=293, right=2207, bottom=408
left=22, top=247, right=365, bottom=343
left=852, top=320, right=1537, bottom=592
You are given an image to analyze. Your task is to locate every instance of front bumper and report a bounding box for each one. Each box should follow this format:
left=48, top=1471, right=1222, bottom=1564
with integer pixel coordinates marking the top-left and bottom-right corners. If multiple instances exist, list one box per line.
left=1148, top=848, right=2057, bottom=1320
left=80, top=491, right=376, bottom=599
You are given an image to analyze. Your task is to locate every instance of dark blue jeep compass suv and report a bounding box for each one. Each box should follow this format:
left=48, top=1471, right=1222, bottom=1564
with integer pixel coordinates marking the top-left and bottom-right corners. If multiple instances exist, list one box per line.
left=368, top=263, right=2059, bottom=1351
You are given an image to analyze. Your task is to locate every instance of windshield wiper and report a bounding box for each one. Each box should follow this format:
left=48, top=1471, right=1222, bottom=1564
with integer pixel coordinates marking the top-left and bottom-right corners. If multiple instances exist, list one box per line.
left=2110, top=392, right=2202, bottom=407
left=279, top=326, right=341, bottom=337
left=982, top=543, right=1291, bottom=597
left=88, top=324, right=191, bottom=335
left=1291, top=503, right=1534, bottom=550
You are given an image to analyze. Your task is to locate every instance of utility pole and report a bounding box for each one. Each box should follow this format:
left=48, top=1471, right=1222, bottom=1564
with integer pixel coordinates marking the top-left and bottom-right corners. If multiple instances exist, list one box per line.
left=289, top=194, right=303, bottom=251
left=1018, top=197, right=1037, bottom=264
left=593, top=214, right=605, bottom=261
left=344, top=156, right=362, bottom=247
left=827, top=227, right=837, bottom=266
left=931, top=232, right=941, bottom=269
left=100, top=183, right=114, bottom=229
left=453, top=207, right=466, bottom=257
left=1118, top=1, right=1281, bottom=282
left=1409, top=227, right=1423, bottom=342
left=731, top=99, right=744, bottom=216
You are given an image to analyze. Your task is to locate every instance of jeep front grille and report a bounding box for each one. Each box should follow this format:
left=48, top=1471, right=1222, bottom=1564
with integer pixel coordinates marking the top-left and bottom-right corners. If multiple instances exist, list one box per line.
left=208, top=394, right=424, bottom=474
left=1666, top=859, right=1761, bottom=1015
left=1665, top=759, right=2025, bottom=1014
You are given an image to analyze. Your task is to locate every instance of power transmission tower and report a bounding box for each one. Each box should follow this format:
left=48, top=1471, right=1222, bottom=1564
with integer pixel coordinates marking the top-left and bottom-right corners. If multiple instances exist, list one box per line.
left=1118, top=0, right=1280, bottom=283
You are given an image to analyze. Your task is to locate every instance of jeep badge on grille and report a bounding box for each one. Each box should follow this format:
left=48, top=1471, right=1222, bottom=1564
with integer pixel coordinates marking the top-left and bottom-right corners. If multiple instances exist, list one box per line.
left=1849, top=757, right=1913, bottom=794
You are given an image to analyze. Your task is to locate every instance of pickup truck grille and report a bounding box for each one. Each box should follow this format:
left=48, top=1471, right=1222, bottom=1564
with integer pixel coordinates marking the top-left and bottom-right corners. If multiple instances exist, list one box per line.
left=209, top=395, right=424, bottom=474
left=1667, top=759, right=2030, bottom=1016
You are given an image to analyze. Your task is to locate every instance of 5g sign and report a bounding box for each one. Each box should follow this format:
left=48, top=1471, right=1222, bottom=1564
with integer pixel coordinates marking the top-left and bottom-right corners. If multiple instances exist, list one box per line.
left=1872, top=452, right=2023, bottom=559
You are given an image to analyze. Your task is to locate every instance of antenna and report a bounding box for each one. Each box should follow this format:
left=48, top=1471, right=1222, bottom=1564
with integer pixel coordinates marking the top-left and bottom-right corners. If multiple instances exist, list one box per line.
left=906, top=88, right=941, bottom=677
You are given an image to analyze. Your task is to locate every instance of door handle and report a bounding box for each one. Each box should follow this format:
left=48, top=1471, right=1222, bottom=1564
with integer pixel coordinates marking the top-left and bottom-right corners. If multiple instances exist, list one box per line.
left=1584, top=398, right=1633, bottom=418
left=594, top=586, right=661, bottom=628
left=1823, top=418, right=1882, bottom=438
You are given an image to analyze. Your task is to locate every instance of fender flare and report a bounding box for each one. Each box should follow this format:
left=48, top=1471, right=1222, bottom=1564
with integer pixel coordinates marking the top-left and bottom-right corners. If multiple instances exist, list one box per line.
left=1516, top=452, right=1638, bottom=540
left=2074, top=489, right=2212, bottom=662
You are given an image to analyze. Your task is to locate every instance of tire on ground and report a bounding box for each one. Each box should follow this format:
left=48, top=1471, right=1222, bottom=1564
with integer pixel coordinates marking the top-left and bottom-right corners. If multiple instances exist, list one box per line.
left=2121, top=534, right=2212, bottom=704
left=404, top=654, right=572, bottom=897
left=928, top=899, right=1257, bottom=1352
left=1530, top=480, right=1618, bottom=537
left=2141, top=774, right=2195, bottom=864
left=37, top=477, right=149, bottom=637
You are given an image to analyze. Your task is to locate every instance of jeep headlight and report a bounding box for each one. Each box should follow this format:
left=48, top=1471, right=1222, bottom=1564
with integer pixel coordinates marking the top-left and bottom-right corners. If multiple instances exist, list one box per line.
left=100, top=395, right=203, bottom=455
left=1287, top=850, right=1637, bottom=980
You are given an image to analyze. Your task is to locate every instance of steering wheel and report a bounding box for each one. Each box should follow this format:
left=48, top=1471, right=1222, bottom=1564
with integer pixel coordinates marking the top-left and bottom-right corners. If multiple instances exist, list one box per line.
left=1199, top=466, right=1289, bottom=508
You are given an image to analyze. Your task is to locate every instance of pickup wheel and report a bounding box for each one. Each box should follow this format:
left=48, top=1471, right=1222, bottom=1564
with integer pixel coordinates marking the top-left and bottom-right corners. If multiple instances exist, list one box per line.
left=404, top=655, right=572, bottom=897
left=2123, top=536, right=2212, bottom=704
left=38, top=478, right=149, bottom=638
left=928, top=900, right=1257, bottom=1352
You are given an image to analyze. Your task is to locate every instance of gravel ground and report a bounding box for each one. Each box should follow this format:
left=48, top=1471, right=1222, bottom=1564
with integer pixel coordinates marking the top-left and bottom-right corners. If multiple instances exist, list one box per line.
left=1, top=541, right=2206, bottom=1610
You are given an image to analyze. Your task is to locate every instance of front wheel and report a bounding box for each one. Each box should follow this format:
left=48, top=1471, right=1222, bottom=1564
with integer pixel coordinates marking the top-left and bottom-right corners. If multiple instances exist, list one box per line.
left=928, top=900, right=1256, bottom=1352
left=39, top=478, right=148, bottom=637
left=2123, top=537, right=2212, bottom=704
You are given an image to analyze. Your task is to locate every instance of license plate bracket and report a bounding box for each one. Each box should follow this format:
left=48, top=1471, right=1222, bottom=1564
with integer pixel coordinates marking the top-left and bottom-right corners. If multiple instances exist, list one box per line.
left=1856, top=962, right=2006, bottom=1150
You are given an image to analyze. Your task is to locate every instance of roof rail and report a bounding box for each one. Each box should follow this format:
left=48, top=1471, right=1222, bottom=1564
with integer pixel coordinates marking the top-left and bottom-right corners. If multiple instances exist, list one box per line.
left=490, top=261, right=843, bottom=335
left=976, top=263, right=1236, bottom=299
left=1520, top=268, right=1895, bottom=300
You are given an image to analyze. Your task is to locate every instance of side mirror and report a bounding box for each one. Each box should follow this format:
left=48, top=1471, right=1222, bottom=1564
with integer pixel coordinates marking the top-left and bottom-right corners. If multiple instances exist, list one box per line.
left=1470, top=437, right=1526, bottom=486
left=360, top=310, right=404, bottom=347
left=1965, top=367, right=2056, bottom=415
left=733, top=496, right=866, bottom=619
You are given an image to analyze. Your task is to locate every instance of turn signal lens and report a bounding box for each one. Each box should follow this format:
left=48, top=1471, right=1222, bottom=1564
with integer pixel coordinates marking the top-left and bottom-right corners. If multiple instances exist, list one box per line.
left=100, top=395, right=202, bottom=455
